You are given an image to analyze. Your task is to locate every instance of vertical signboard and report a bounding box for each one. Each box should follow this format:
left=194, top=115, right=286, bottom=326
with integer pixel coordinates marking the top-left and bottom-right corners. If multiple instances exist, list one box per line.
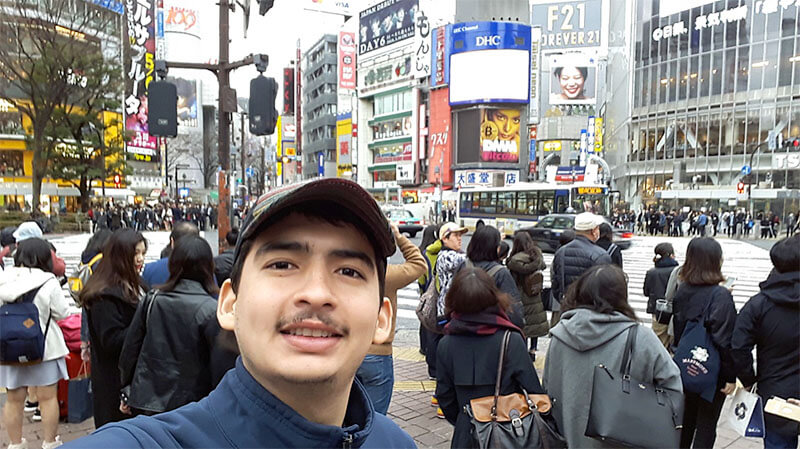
left=594, top=116, right=604, bottom=155
left=430, top=25, right=451, bottom=88
left=336, top=113, right=353, bottom=177
left=529, top=26, right=541, bottom=125
left=283, top=68, right=295, bottom=115
left=165, top=77, right=199, bottom=129
left=338, top=32, right=356, bottom=89
left=412, top=0, right=432, bottom=79
left=427, top=87, right=452, bottom=184
left=124, top=0, right=159, bottom=162
left=586, top=115, right=595, bottom=153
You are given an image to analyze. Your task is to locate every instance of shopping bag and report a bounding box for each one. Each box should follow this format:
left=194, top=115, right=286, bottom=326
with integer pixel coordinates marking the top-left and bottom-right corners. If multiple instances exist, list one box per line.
left=67, top=362, right=93, bottom=423
left=722, top=387, right=765, bottom=438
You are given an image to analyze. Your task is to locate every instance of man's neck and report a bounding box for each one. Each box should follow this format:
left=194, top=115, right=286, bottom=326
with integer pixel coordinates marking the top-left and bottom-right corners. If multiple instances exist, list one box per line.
left=243, top=359, right=354, bottom=427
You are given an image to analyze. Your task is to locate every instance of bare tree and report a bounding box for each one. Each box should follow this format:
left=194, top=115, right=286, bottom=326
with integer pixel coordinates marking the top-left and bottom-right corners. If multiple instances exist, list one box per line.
left=0, top=0, right=121, bottom=214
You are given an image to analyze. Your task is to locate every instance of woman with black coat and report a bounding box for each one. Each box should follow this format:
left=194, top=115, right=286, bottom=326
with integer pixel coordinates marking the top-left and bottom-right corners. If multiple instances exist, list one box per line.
left=672, top=237, right=737, bottom=449
left=506, top=232, right=548, bottom=360
left=120, top=235, right=235, bottom=415
left=80, top=229, right=149, bottom=428
left=436, top=266, right=545, bottom=449
left=732, top=235, right=800, bottom=449
left=466, top=225, right=525, bottom=329
left=643, top=242, right=679, bottom=348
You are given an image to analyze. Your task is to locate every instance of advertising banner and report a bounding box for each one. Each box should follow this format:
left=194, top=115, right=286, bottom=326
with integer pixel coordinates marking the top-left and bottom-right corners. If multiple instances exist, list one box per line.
left=336, top=113, right=353, bottom=177
left=303, top=0, right=353, bottom=16
left=549, top=53, right=597, bottom=106
left=164, top=4, right=200, bottom=39
left=480, top=108, right=521, bottom=163
left=430, top=25, right=450, bottom=88
left=531, top=0, right=603, bottom=50
left=283, top=68, right=295, bottom=115
left=594, top=116, right=603, bottom=154
left=124, top=0, right=158, bottom=162
left=358, top=0, right=417, bottom=56
left=448, top=21, right=531, bottom=105
left=427, top=87, right=452, bottom=184
left=529, top=26, right=542, bottom=124
left=412, top=0, right=432, bottom=79
left=164, top=77, right=199, bottom=129
left=373, top=142, right=412, bottom=164
left=543, top=140, right=562, bottom=152
left=455, top=169, right=518, bottom=188
left=555, top=166, right=586, bottom=182
left=338, top=32, right=357, bottom=89
left=358, top=55, right=411, bottom=93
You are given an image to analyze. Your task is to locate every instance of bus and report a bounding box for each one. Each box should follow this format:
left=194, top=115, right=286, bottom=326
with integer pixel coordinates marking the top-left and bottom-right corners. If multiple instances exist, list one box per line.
left=456, top=182, right=611, bottom=237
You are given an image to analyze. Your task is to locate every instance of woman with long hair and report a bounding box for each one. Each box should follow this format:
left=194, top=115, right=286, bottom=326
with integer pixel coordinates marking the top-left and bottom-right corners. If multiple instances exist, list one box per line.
left=80, top=229, right=148, bottom=427
left=643, top=242, right=679, bottom=349
left=119, top=235, right=232, bottom=415
left=673, top=237, right=737, bottom=448
left=544, top=265, right=682, bottom=448
left=435, top=266, right=545, bottom=448
left=506, top=232, right=548, bottom=360
left=466, top=225, right=524, bottom=328
left=1, top=239, right=73, bottom=449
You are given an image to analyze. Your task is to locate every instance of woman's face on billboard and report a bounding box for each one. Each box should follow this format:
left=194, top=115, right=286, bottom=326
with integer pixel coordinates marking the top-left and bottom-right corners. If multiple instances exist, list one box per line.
left=559, top=66, right=586, bottom=99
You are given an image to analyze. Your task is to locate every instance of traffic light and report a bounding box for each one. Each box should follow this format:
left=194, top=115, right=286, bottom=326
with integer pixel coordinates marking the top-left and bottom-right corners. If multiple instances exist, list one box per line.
left=783, top=138, right=800, bottom=149
left=148, top=81, right=178, bottom=137
left=113, top=174, right=121, bottom=188
left=249, top=75, right=278, bottom=136
left=736, top=182, right=744, bottom=194
left=258, top=0, right=274, bottom=15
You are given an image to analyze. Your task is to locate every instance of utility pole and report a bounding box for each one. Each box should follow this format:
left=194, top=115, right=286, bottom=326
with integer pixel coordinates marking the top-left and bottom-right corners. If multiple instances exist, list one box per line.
left=241, top=112, right=247, bottom=200
left=157, top=0, right=259, bottom=250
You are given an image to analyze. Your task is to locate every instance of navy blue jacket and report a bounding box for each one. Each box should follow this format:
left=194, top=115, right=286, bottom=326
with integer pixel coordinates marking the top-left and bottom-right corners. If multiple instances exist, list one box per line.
left=142, top=257, right=170, bottom=287
left=63, top=357, right=415, bottom=448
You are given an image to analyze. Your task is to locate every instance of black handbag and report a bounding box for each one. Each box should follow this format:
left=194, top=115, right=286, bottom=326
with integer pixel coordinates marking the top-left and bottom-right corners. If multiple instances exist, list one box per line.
left=585, top=325, right=684, bottom=448
left=465, top=330, right=567, bottom=449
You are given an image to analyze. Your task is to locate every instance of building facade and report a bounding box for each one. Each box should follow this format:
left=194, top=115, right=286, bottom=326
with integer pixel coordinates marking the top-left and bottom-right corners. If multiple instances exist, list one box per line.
left=302, top=34, right=339, bottom=179
left=623, top=0, right=800, bottom=215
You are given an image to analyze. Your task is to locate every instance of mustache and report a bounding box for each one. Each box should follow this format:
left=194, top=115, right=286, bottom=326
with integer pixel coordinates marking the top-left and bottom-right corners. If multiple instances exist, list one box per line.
left=276, top=310, right=349, bottom=337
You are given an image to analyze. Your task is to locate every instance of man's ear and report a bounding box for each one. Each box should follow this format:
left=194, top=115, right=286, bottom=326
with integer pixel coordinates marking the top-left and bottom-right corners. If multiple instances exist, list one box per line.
left=217, top=278, right=237, bottom=331
left=372, top=297, right=392, bottom=345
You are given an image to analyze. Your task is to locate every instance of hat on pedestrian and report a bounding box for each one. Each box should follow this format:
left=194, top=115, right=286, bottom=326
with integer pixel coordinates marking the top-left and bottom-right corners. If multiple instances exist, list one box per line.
left=12, top=221, right=43, bottom=242
left=573, top=212, right=605, bottom=231
left=234, top=178, right=395, bottom=266
left=439, top=222, right=468, bottom=239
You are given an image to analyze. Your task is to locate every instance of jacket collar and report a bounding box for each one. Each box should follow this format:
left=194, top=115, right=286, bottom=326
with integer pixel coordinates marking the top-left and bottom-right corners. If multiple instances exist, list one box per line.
left=208, top=357, right=375, bottom=447
left=168, top=278, right=210, bottom=295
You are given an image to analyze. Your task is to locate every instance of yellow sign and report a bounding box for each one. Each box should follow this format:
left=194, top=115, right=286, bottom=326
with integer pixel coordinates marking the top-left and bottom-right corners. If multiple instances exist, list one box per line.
left=543, top=140, right=562, bottom=152
left=336, top=115, right=353, bottom=178
left=594, top=117, right=604, bottom=154
left=577, top=187, right=604, bottom=195
left=276, top=116, right=283, bottom=158
left=285, top=145, right=296, bottom=157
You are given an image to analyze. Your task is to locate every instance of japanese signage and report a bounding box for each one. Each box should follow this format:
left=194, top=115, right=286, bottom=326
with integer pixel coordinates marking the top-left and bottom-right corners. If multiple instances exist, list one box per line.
left=164, top=5, right=199, bottom=39
left=359, top=56, right=411, bottom=91
left=373, top=142, right=412, bottom=164
left=480, top=108, right=521, bottom=163
left=283, top=68, right=295, bottom=115
left=594, top=117, right=603, bottom=154
left=372, top=116, right=412, bottom=140
left=336, top=113, right=353, bottom=177
left=543, top=140, right=563, bottom=152
left=455, top=169, right=518, bottom=188
left=124, top=0, right=158, bottom=162
left=549, top=53, right=596, bottom=106
left=430, top=25, right=450, bottom=88
left=412, top=0, right=431, bottom=79
left=529, top=27, right=542, bottom=125
left=165, top=77, right=198, bottom=129
left=530, top=0, right=603, bottom=50
left=396, top=163, right=413, bottom=183
left=555, top=166, right=586, bottom=182
left=577, top=186, right=604, bottom=194
left=427, top=87, right=453, bottom=184
left=338, top=32, right=356, bottom=89
left=358, top=0, right=417, bottom=56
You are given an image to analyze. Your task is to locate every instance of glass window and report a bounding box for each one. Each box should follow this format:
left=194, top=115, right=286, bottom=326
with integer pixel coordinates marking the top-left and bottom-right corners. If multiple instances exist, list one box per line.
left=711, top=51, right=723, bottom=95
left=724, top=48, right=736, bottom=94
left=766, top=6, right=782, bottom=41
left=795, top=36, right=800, bottom=85
left=536, top=216, right=555, bottom=228
left=668, top=59, right=678, bottom=102
left=779, top=37, right=795, bottom=86
left=750, top=43, right=765, bottom=91
left=737, top=46, right=750, bottom=92
left=752, top=6, right=766, bottom=43
left=498, top=192, right=515, bottom=215
left=781, top=4, right=798, bottom=38
left=700, top=53, right=711, bottom=96
left=689, top=55, right=699, bottom=98
left=764, top=41, right=779, bottom=88
left=678, top=58, right=688, bottom=100
left=552, top=216, right=572, bottom=229
left=538, top=191, right=555, bottom=215
left=475, top=192, right=497, bottom=214
left=515, top=192, right=538, bottom=215
left=460, top=193, right=473, bottom=214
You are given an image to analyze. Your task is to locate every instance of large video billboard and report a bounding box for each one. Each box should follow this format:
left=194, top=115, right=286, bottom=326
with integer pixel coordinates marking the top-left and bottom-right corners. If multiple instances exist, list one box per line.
left=358, top=0, right=417, bottom=55
left=548, top=53, right=597, bottom=106
left=448, top=22, right=531, bottom=106
left=480, top=108, right=520, bottom=163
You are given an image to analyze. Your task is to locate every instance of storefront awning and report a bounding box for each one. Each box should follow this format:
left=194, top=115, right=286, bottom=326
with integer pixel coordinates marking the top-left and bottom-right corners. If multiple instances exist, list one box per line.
left=367, top=163, right=396, bottom=173
left=0, top=183, right=74, bottom=196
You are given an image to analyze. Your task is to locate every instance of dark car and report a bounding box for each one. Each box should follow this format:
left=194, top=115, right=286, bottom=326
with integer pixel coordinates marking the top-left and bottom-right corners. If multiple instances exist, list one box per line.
left=385, top=208, right=423, bottom=238
left=518, top=214, right=634, bottom=253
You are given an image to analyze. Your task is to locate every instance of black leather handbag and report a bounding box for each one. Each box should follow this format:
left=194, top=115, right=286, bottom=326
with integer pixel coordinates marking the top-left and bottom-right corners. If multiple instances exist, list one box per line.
left=585, top=325, right=684, bottom=448
left=465, top=330, right=567, bottom=449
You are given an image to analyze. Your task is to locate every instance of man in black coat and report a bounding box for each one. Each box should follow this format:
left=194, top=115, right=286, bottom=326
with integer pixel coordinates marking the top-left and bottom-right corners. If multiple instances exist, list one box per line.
left=595, top=223, right=623, bottom=269
left=213, top=228, right=238, bottom=287
left=551, top=212, right=612, bottom=325
left=732, top=235, right=800, bottom=448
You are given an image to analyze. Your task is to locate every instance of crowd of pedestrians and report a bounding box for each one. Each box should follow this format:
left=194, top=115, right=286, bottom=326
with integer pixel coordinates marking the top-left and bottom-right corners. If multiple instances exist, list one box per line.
left=88, top=202, right=218, bottom=234
left=1, top=182, right=798, bottom=449
left=622, top=206, right=800, bottom=239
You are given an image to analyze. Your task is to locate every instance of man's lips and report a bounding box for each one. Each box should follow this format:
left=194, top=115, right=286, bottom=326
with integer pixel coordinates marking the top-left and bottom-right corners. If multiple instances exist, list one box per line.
left=279, top=321, right=344, bottom=353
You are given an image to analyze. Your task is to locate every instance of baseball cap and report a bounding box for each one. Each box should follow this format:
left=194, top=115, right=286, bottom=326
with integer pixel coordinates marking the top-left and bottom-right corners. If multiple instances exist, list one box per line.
left=13, top=221, right=43, bottom=242
left=233, top=178, right=395, bottom=265
left=439, top=222, right=468, bottom=239
left=573, top=212, right=605, bottom=231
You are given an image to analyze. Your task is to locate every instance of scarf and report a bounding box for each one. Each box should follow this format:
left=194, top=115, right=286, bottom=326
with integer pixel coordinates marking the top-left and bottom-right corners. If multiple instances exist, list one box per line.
left=444, top=305, right=523, bottom=337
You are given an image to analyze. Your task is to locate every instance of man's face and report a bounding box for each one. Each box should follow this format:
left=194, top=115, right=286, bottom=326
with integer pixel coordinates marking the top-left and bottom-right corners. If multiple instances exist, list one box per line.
left=442, top=231, right=463, bottom=251
left=589, top=226, right=600, bottom=242
left=492, top=110, right=521, bottom=141
left=218, top=213, right=391, bottom=387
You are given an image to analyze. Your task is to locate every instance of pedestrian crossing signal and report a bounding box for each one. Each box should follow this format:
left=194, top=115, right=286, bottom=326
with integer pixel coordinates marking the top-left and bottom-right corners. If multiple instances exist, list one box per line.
left=736, top=182, right=744, bottom=194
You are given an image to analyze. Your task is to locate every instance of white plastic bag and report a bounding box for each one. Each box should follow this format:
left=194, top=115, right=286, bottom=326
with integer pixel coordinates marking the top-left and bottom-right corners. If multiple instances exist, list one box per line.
left=721, top=387, right=765, bottom=438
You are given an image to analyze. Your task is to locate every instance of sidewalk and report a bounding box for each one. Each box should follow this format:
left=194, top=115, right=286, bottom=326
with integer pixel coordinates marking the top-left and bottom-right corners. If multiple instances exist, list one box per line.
left=0, top=347, right=779, bottom=448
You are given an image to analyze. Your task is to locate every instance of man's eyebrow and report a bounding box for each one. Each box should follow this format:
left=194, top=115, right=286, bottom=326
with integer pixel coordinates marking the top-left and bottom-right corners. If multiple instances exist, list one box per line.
left=329, top=249, right=376, bottom=272
left=255, top=241, right=309, bottom=258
